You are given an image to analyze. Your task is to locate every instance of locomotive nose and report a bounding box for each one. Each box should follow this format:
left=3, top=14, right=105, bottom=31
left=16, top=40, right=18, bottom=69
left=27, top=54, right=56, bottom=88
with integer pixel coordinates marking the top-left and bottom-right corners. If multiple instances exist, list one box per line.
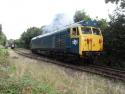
left=92, top=37, right=103, bottom=51
left=81, top=35, right=103, bottom=52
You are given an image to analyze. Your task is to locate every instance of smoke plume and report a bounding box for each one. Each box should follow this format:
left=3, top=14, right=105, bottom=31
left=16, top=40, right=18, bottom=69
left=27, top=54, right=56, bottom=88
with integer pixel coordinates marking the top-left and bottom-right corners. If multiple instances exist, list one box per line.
left=42, top=13, right=73, bottom=34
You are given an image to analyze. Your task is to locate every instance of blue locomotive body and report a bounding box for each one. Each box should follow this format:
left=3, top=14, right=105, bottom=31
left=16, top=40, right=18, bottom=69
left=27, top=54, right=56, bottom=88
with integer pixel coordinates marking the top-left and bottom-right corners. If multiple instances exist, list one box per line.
left=31, top=20, right=103, bottom=58
left=31, top=28, right=79, bottom=55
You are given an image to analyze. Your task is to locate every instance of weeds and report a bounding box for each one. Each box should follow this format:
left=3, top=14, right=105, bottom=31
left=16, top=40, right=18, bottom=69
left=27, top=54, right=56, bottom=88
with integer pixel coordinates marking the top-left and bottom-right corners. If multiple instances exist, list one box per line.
left=0, top=48, right=9, bottom=57
left=0, top=49, right=125, bottom=94
left=0, top=48, right=9, bottom=65
left=0, top=49, right=59, bottom=94
left=0, top=75, right=59, bottom=94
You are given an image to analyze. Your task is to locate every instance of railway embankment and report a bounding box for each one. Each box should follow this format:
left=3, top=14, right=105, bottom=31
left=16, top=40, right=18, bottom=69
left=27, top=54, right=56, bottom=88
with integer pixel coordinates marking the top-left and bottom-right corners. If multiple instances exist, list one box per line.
left=0, top=48, right=125, bottom=94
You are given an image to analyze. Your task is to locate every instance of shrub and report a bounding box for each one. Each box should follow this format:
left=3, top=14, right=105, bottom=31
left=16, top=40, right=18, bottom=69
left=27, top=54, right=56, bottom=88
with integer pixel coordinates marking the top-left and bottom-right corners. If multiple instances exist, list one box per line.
left=0, top=75, right=59, bottom=94
left=0, top=48, right=9, bottom=65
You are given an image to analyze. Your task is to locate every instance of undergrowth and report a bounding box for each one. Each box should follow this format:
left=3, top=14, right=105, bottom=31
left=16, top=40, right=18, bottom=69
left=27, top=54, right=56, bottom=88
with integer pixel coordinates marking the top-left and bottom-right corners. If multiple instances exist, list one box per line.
left=0, top=48, right=9, bottom=65
left=0, top=75, right=58, bottom=94
left=0, top=48, right=59, bottom=94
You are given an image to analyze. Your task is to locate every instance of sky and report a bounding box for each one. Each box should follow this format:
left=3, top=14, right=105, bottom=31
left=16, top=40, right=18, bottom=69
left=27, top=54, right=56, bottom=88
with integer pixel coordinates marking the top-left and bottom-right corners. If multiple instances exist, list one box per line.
left=0, top=0, right=116, bottom=39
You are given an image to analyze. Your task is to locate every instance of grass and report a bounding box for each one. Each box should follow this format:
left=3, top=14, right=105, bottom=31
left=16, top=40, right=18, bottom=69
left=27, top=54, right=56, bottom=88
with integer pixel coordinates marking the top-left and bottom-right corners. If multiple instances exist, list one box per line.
left=0, top=49, right=125, bottom=94
left=0, top=49, right=59, bottom=94
left=0, top=75, right=58, bottom=94
left=0, top=48, right=9, bottom=65
left=8, top=50, right=125, bottom=94
left=0, top=48, right=9, bottom=80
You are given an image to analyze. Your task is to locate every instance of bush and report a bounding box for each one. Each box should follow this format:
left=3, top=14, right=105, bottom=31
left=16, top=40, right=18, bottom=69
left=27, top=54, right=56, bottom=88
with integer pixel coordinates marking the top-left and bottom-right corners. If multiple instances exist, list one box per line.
left=0, top=32, right=7, bottom=46
left=19, top=27, right=42, bottom=49
left=0, top=75, right=59, bottom=94
left=0, top=48, right=9, bottom=65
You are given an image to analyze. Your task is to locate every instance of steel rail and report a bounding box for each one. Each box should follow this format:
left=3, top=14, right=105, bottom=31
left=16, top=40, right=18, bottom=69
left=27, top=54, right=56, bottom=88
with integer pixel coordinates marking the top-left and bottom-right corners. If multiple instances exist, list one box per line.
left=14, top=49, right=125, bottom=82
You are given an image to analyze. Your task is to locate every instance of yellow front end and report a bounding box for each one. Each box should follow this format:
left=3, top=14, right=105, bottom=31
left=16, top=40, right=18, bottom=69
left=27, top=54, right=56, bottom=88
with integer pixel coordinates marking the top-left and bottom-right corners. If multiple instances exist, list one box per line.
left=79, top=26, right=103, bottom=56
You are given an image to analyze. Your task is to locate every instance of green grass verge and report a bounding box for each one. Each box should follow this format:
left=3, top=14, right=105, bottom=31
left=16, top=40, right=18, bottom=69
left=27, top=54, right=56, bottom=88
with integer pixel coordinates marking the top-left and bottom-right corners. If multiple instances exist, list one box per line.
left=0, top=48, right=9, bottom=56
left=0, top=48, right=59, bottom=94
left=0, top=48, right=9, bottom=65
left=0, top=75, right=59, bottom=94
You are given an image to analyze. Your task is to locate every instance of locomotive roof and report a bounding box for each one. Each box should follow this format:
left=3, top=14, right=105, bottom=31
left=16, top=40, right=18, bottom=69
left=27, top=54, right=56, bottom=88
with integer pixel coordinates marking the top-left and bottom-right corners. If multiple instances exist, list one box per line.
left=32, top=20, right=99, bottom=40
left=31, top=23, right=82, bottom=40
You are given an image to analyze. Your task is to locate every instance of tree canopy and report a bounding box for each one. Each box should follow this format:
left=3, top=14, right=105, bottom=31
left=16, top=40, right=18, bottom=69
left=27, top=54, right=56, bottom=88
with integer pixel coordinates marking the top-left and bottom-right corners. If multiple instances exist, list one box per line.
left=17, top=27, right=42, bottom=48
left=73, top=10, right=108, bottom=30
left=97, top=19, right=108, bottom=31
left=73, top=10, right=91, bottom=22
left=105, top=0, right=125, bottom=8
left=102, top=0, right=125, bottom=67
left=0, top=32, right=6, bottom=46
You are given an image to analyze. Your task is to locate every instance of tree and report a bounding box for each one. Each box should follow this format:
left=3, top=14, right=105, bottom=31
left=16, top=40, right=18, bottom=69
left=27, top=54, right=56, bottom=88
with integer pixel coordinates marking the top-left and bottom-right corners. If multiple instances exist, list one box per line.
left=105, top=0, right=125, bottom=8
left=74, top=10, right=91, bottom=22
left=73, top=9, right=108, bottom=32
left=105, top=14, right=125, bottom=50
left=104, top=0, right=125, bottom=55
left=8, top=39, right=14, bottom=46
left=0, top=32, right=7, bottom=46
left=102, top=0, right=125, bottom=66
left=19, top=27, right=42, bottom=48
left=97, top=19, right=108, bottom=31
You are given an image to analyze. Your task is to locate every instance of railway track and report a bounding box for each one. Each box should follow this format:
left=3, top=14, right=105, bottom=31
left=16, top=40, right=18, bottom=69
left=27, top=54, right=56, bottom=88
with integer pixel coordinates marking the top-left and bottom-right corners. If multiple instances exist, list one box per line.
left=14, top=49, right=125, bottom=82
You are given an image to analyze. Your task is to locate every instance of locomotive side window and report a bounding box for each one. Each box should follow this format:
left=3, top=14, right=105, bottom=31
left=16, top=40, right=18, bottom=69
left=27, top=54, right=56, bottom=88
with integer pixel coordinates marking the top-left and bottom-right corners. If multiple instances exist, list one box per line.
left=81, top=27, right=92, bottom=34
left=72, top=27, right=79, bottom=36
left=72, top=28, right=77, bottom=36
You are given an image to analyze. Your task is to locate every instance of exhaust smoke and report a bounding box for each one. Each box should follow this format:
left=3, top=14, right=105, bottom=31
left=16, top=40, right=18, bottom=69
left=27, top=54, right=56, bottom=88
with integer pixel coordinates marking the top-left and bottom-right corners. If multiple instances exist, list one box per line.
left=42, top=13, right=73, bottom=34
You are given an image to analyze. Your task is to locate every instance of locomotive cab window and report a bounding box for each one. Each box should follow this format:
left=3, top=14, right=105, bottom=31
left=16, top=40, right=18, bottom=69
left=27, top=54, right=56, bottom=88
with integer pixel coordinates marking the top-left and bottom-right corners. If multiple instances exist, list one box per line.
left=71, top=27, right=79, bottom=36
left=81, top=27, right=92, bottom=34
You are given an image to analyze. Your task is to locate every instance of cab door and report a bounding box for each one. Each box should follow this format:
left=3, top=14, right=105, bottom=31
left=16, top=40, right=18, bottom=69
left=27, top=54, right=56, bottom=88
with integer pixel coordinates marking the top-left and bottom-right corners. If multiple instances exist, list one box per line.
left=70, top=27, right=79, bottom=54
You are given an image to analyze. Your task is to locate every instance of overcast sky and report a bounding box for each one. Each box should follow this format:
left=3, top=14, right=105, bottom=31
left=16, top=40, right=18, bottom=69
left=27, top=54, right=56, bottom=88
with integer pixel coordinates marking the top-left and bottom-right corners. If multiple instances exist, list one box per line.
left=0, top=0, right=116, bottom=39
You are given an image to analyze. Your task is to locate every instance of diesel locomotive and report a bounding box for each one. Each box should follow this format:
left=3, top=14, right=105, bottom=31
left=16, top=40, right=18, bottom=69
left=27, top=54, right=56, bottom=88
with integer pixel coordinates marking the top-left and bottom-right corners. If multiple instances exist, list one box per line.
left=30, top=20, right=103, bottom=60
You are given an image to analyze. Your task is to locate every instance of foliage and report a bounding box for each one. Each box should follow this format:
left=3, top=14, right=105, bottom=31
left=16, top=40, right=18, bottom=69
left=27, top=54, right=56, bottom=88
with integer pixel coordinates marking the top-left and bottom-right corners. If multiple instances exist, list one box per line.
left=0, top=75, right=59, bottom=94
left=0, top=48, right=9, bottom=65
left=97, top=19, right=108, bottom=31
left=0, top=48, right=9, bottom=56
left=105, top=0, right=125, bottom=8
left=73, top=10, right=91, bottom=22
left=101, top=0, right=125, bottom=68
left=104, top=14, right=125, bottom=53
left=73, top=10, right=108, bottom=31
left=0, top=32, right=7, bottom=46
left=14, top=39, right=22, bottom=48
left=7, top=39, right=15, bottom=47
left=0, top=49, right=58, bottom=94
left=18, top=27, right=42, bottom=48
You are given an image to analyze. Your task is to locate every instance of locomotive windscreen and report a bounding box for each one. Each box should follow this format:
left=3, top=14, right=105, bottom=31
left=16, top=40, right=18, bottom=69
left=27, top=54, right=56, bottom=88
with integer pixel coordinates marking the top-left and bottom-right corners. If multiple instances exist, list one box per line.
left=92, top=28, right=101, bottom=35
left=81, top=27, right=92, bottom=34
